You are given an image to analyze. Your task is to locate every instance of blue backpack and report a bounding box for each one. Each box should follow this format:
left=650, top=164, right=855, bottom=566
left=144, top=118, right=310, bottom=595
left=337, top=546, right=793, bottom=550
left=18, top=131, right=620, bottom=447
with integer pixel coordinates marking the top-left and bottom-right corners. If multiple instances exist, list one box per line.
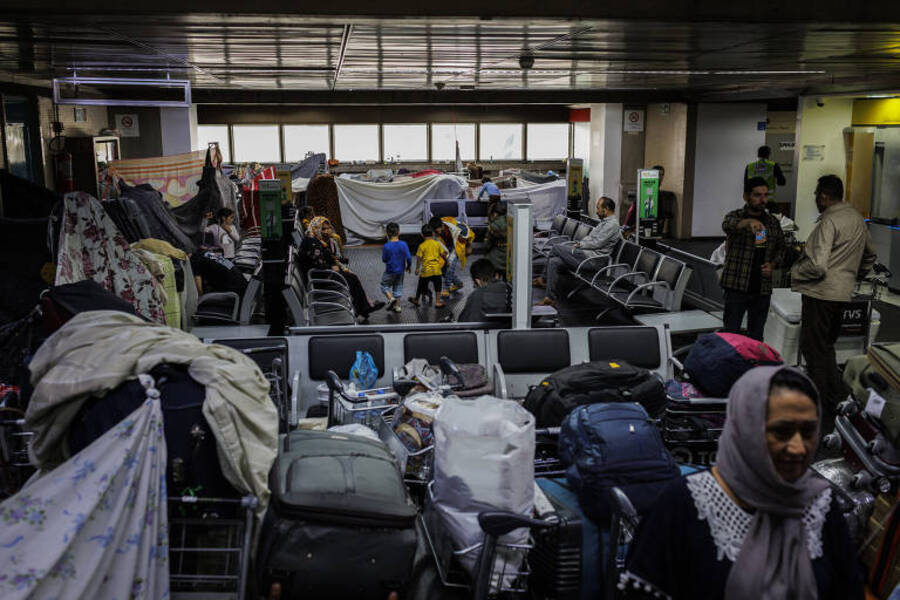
left=559, top=402, right=680, bottom=523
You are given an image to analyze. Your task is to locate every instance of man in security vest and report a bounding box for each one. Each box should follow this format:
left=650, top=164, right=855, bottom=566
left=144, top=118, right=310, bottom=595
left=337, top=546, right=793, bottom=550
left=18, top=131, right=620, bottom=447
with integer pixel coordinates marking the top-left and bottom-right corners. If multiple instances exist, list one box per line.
left=744, top=145, right=786, bottom=202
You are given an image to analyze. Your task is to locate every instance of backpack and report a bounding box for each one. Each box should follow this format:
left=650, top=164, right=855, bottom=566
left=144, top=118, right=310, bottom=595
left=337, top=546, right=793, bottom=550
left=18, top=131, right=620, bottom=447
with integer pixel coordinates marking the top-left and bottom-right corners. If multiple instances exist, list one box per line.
left=683, top=332, right=782, bottom=397
left=559, top=402, right=680, bottom=523
left=524, top=360, right=666, bottom=428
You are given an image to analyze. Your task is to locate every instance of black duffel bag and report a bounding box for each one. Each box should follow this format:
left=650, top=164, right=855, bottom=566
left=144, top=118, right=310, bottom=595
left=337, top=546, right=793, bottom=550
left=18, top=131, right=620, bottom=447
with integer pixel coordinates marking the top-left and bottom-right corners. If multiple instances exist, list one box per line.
left=524, top=360, right=666, bottom=428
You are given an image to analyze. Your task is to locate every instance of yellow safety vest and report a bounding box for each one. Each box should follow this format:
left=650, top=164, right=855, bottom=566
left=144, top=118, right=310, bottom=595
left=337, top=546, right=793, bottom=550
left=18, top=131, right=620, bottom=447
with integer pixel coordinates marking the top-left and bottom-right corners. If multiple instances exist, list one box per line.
left=746, top=159, right=776, bottom=200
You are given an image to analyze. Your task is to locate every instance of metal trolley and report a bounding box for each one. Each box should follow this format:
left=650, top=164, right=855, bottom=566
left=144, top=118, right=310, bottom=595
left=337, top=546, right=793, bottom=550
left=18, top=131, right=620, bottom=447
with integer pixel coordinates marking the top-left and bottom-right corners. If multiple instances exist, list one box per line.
left=0, top=411, right=33, bottom=500
left=167, top=494, right=258, bottom=600
left=421, top=481, right=558, bottom=600
left=324, top=370, right=401, bottom=428
left=212, top=338, right=291, bottom=430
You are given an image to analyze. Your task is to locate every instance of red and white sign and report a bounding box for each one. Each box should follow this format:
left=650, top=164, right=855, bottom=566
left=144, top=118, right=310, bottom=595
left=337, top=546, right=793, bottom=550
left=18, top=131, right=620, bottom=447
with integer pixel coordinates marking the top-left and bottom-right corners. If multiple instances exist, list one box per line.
left=115, top=113, right=140, bottom=138
left=624, top=109, right=645, bottom=132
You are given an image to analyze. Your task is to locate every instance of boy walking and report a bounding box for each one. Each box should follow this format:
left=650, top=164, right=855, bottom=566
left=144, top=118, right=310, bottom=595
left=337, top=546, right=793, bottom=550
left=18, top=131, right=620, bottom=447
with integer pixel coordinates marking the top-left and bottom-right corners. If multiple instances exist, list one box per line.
left=410, top=223, right=448, bottom=308
left=381, top=222, right=411, bottom=313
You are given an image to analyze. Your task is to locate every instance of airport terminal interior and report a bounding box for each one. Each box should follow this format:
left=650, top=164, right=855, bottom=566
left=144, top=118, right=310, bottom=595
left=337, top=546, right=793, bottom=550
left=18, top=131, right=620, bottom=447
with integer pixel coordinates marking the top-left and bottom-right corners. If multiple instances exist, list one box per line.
left=1, top=3, right=900, bottom=599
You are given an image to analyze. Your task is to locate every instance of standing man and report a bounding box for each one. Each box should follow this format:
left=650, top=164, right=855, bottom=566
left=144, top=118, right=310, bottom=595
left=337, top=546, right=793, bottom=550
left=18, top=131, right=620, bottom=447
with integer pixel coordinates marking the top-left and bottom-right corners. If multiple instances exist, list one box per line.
left=745, top=146, right=786, bottom=202
left=792, top=174, right=876, bottom=429
left=536, top=196, right=620, bottom=306
left=720, top=177, right=785, bottom=340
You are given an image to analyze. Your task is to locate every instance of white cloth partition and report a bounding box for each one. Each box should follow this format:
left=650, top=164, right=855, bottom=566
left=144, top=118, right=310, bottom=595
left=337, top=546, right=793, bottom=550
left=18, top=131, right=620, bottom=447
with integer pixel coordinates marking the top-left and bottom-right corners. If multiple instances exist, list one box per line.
left=501, top=179, right=567, bottom=228
left=336, top=174, right=467, bottom=240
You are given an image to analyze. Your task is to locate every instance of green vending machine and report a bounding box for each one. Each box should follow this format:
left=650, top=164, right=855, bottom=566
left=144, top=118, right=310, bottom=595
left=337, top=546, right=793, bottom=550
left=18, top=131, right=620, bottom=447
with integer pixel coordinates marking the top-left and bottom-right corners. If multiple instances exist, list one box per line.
left=636, top=168, right=660, bottom=242
left=258, top=180, right=283, bottom=240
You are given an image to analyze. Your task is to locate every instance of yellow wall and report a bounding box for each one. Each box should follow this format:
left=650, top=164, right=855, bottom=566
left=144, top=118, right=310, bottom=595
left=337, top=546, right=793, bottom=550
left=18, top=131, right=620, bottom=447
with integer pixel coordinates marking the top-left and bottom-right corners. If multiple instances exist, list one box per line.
left=793, top=96, right=854, bottom=241
left=852, top=98, right=900, bottom=126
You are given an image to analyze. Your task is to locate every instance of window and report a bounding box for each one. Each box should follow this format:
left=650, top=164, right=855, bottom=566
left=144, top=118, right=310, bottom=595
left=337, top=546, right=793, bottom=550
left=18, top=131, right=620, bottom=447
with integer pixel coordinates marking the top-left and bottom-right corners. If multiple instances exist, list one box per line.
left=333, top=124, right=379, bottom=162
left=383, top=124, right=427, bottom=161
left=527, top=123, right=570, bottom=160
left=479, top=123, right=522, bottom=161
left=283, top=125, right=330, bottom=162
left=431, top=123, right=476, bottom=162
left=573, top=122, right=590, bottom=164
left=195, top=125, right=231, bottom=162
left=231, top=125, right=280, bottom=163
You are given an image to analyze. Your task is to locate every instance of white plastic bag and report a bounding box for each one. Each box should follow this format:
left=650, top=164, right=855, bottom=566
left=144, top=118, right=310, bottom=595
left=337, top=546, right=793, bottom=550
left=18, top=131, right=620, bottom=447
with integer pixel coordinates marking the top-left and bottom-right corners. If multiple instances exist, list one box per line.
left=432, top=395, right=535, bottom=588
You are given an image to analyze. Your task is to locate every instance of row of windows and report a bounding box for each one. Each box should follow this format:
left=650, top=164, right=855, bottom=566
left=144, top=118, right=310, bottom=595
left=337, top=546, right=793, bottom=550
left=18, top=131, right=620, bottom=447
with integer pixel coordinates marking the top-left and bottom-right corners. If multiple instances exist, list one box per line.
left=196, top=122, right=590, bottom=164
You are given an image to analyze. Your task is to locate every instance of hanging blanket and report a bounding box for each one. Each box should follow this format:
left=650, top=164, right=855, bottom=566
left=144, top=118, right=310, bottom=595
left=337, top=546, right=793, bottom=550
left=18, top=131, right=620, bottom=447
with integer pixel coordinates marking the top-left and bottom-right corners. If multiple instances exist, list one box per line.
left=108, top=149, right=207, bottom=207
left=26, top=310, right=278, bottom=518
left=501, top=179, right=567, bottom=229
left=0, top=381, right=168, bottom=599
left=335, top=173, right=467, bottom=240
left=55, top=192, right=167, bottom=324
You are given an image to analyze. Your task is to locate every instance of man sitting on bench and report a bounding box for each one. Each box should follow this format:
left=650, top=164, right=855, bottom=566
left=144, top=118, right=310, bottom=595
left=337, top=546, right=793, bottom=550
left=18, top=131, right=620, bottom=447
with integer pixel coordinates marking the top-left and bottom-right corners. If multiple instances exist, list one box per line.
left=535, top=196, right=620, bottom=307
left=457, top=259, right=511, bottom=322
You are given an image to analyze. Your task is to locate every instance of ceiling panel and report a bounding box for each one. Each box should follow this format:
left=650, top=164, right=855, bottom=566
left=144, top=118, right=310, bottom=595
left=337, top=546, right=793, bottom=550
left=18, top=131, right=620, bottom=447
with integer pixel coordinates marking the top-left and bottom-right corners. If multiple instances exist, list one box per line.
left=0, top=14, right=897, bottom=100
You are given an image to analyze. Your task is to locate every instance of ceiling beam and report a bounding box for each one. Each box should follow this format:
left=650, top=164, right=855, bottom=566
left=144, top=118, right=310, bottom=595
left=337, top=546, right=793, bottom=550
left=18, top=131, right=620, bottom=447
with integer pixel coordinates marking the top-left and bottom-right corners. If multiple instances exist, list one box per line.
left=331, top=24, right=353, bottom=91
left=3, top=1, right=900, bottom=22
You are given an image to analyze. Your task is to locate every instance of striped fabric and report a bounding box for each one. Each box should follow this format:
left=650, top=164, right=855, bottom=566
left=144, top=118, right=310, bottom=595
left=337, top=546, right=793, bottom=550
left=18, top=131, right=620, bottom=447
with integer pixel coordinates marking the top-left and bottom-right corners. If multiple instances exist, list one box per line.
left=108, top=149, right=207, bottom=207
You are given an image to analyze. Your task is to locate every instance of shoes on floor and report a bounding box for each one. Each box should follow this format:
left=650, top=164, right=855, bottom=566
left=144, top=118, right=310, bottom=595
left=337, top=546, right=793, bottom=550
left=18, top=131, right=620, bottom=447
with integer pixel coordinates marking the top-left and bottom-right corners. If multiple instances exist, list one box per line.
left=393, top=304, right=402, bottom=313
left=440, top=290, right=450, bottom=298
left=371, top=300, right=386, bottom=312
left=537, top=297, right=557, bottom=307
left=386, top=297, right=397, bottom=310
left=408, top=296, right=420, bottom=307
left=532, top=277, right=546, bottom=289
left=434, top=301, right=446, bottom=308
left=448, top=285, right=461, bottom=293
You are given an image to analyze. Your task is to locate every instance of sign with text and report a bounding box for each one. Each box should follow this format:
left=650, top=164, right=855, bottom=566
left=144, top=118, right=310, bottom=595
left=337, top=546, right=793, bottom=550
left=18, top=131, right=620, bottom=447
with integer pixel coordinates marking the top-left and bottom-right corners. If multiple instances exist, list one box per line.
left=624, top=110, right=645, bottom=132
left=258, top=180, right=284, bottom=240
left=638, top=169, right=660, bottom=219
left=114, top=113, right=139, bottom=138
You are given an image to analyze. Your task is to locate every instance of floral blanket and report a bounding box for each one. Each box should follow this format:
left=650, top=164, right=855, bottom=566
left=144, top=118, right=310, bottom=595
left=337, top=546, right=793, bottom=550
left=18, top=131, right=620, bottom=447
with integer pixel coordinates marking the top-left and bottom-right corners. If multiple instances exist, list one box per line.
left=55, top=192, right=166, bottom=323
left=0, top=376, right=168, bottom=599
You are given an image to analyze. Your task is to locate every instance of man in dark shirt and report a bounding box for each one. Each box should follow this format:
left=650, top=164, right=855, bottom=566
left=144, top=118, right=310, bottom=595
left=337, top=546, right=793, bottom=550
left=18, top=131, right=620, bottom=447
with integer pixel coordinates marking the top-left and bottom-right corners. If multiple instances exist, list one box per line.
left=720, top=176, right=785, bottom=341
left=457, top=259, right=510, bottom=322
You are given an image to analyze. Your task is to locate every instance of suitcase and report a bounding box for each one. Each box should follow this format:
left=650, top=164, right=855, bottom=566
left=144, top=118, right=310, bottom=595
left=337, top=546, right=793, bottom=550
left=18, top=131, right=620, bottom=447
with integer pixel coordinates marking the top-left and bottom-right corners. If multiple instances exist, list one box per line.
left=256, top=430, right=418, bottom=600
left=811, top=458, right=877, bottom=548
left=823, top=401, right=900, bottom=494
left=661, top=390, right=728, bottom=467
left=533, top=477, right=598, bottom=600
left=68, top=363, right=239, bottom=498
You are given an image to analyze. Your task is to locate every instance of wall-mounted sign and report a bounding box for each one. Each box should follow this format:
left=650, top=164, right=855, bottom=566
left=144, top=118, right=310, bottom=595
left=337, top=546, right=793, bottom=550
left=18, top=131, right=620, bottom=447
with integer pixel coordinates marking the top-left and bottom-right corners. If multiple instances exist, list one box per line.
left=114, top=113, right=140, bottom=138
left=779, top=141, right=796, bottom=152
left=624, top=110, right=645, bottom=132
left=802, top=144, right=825, bottom=161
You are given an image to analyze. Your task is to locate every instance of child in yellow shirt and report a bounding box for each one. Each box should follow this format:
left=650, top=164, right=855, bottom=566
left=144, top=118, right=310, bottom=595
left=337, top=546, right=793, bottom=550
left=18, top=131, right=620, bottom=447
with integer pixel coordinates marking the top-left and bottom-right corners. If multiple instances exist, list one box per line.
left=409, top=223, right=449, bottom=308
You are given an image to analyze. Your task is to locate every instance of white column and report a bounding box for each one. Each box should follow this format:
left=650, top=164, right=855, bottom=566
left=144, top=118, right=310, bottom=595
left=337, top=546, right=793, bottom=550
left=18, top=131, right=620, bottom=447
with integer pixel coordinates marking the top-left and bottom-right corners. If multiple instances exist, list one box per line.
left=587, top=103, right=623, bottom=216
left=159, top=107, right=193, bottom=156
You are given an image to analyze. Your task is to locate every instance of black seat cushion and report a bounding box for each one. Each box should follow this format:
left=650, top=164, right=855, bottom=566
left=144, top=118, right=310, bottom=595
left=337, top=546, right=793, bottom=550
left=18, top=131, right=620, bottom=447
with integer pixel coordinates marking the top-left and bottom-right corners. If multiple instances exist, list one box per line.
left=465, top=201, right=489, bottom=218
left=403, top=331, right=479, bottom=365
left=588, top=326, right=661, bottom=369
left=308, top=335, right=385, bottom=380
left=497, top=329, right=570, bottom=373
left=429, top=201, right=459, bottom=218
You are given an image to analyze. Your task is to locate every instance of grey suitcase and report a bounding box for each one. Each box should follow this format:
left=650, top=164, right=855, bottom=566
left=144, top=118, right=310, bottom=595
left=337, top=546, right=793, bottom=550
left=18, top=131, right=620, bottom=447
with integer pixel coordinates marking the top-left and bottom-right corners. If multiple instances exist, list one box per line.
left=256, top=429, right=418, bottom=599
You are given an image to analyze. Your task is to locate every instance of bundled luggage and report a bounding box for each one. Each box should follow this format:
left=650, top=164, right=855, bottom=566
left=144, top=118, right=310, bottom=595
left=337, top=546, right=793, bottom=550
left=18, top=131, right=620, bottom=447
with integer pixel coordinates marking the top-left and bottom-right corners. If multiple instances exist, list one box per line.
left=524, top=360, right=667, bottom=428
left=559, top=402, right=680, bottom=523
left=67, top=362, right=239, bottom=498
left=257, top=430, right=418, bottom=599
left=682, top=332, right=782, bottom=397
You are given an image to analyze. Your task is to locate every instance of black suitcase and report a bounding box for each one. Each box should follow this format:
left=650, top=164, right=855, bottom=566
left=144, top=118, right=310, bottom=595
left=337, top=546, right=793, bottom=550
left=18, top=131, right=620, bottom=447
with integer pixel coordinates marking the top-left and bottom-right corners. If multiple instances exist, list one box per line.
left=257, top=430, right=418, bottom=600
left=68, top=363, right=239, bottom=498
left=532, top=478, right=589, bottom=600
left=661, top=396, right=728, bottom=466
left=524, top=360, right=667, bottom=428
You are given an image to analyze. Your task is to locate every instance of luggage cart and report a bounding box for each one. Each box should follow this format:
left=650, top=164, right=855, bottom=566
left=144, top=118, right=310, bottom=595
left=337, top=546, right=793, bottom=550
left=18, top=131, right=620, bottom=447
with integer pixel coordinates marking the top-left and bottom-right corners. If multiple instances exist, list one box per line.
left=212, top=338, right=291, bottom=430
left=167, top=495, right=257, bottom=600
left=324, top=370, right=400, bottom=428
left=377, top=404, right=435, bottom=484
left=421, top=481, right=557, bottom=600
left=0, top=412, right=33, bottom=500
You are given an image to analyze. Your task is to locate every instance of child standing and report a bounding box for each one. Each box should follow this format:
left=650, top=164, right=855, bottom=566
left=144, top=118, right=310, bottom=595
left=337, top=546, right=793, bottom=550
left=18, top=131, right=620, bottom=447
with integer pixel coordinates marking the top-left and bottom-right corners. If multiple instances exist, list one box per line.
left=380, top=222, right=411, bottom=313
left=410, top=224, right=448, bottom=308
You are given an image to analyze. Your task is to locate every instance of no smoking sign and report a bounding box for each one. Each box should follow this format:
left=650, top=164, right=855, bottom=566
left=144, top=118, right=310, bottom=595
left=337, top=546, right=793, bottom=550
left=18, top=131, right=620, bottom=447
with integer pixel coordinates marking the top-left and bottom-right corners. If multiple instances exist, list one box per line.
left=624, top=109, right=645, bottom=132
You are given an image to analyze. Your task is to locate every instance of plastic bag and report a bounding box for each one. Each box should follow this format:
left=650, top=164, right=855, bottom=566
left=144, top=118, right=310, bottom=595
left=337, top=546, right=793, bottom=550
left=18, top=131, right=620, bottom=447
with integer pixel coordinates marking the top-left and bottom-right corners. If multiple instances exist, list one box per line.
left=350, top=350, right=378, bottom=389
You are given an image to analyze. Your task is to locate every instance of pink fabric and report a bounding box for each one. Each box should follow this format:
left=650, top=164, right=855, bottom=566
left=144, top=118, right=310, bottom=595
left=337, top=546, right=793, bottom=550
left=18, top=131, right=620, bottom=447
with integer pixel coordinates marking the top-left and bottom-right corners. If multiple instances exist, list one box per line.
left=55, top=192, right=167, bottom=323
left=411, top=169, right=443, bottom=178
left=716, top=332, right=782, bottom=364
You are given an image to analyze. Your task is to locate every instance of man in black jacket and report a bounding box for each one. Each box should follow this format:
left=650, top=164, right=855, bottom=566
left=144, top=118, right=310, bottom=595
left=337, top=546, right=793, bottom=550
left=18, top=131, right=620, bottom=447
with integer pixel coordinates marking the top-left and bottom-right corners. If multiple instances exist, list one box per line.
left=457, top=259, right=510, bottom=322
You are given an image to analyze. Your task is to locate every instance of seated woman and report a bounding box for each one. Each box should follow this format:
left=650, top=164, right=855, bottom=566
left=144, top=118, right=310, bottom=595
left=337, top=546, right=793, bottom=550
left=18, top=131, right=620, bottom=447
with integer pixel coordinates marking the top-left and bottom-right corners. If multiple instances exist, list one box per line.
left=622, top=367, right=862, bottom=600
left=204, top=208, right=241, bottom=259
left=298, top=216, right=384, bottom=321
left=485, top=201, right=508, bottom=275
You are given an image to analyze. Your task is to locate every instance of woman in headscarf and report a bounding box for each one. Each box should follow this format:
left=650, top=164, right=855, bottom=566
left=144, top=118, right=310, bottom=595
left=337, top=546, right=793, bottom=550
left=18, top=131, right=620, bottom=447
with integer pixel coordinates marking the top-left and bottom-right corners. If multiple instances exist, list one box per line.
left=297, top=216, right=383, bottom=320
left=621, top=366, right=863, bottom=600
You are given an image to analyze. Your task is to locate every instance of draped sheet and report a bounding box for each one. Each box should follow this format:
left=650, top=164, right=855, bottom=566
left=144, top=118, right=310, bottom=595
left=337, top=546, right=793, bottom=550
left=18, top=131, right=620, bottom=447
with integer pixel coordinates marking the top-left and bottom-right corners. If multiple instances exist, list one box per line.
left=335, top=174, right=467, bottom=239
left=0, top=386, right=169, bottom=599
left=108, top=150, right=207, bottom=207
left=501, top=179, right=567, bottom=229
left=55, top=192, right=167, bottom=324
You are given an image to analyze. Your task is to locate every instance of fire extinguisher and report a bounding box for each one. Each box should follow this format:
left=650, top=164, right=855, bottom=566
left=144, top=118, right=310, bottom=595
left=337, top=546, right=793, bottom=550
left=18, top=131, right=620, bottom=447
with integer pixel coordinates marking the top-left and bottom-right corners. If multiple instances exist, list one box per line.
left=54, top=150, right=73, bottom=194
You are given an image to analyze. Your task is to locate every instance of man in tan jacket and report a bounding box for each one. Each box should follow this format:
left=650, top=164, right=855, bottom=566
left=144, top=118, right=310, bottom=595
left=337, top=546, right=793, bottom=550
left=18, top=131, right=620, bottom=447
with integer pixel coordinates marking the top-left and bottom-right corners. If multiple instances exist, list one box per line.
left=791, top=174, right=877, bottom=428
